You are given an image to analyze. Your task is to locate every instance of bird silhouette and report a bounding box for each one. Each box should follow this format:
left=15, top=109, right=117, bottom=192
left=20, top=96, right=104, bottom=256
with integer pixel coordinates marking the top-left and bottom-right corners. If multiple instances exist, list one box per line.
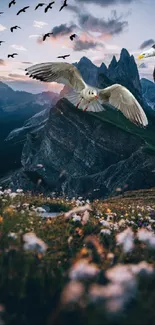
left=17, top=6, right=30, bottom=15
left=57, top=54, right=70, bottom=59
left=8, top=53, right=18, bottom=58
left=70, top=33, right=77, bottom=41
left=44, top=2, right=55, bottom=13
left=0, top=41, right=5, bottom=46
left=35, top=3, right=46, bottom=10
left=0, top=12, right=4, bottom=15
left=43, top=32, right=53, bottom=41
left=10, top=25, right=21, bottom=32
left=59, top=0, right=67, bottom=11
left=9, top=0, right=16, bottom=8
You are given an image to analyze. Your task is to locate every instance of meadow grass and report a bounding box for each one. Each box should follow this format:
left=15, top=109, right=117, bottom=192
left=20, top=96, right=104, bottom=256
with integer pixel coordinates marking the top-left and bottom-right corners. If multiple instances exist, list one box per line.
left=0, top=189, right=155, bottom=324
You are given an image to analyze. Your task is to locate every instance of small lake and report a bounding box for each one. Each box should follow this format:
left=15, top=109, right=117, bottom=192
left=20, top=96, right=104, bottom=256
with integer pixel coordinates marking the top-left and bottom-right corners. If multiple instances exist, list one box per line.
left=39, top=211, right=61, bottom=218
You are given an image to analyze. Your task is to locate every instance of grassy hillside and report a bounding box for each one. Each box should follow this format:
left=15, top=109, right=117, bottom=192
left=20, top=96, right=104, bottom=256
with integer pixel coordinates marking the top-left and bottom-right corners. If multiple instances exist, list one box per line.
left=0, top=189, right=155, bottom=324
left=89, top=104, right=155, bottom=152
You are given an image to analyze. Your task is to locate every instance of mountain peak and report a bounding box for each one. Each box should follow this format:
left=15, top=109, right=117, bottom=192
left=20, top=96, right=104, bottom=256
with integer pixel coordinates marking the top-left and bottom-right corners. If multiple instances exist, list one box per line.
left=75, top=56, right=96, bottom=68
left=108, top=55, right=117, bottom=70
left=120, top=48, right=130, bottom=59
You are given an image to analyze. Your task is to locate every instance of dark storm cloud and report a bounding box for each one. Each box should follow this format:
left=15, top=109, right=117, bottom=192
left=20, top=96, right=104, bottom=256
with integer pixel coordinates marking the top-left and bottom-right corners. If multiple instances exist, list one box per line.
left=78, top=10, right=128, bottom=35
left=77, top=0, right=135, bottom=6
left=139, top=39, right=155, bottom=50
left=73, top=39, right=103, bottom=51
left=51, top=23, right=77, bottom=37
left=66, top=5, right=80, bottom=13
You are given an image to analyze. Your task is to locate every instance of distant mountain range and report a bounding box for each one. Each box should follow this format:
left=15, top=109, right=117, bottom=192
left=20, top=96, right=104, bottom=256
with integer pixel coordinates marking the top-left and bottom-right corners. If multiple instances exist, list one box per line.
left=0, top=82, right=59, bottom=176
left=0, top=48, right=155, bottom=197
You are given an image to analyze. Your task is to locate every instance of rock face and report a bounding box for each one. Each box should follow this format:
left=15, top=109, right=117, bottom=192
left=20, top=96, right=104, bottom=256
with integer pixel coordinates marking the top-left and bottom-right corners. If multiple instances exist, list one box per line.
left=98, top=49, right=142, bottom=98
left=1, top=49, right=155, bottom=198
left=1, top=98, right=155, bottom=199
left=141, top=78, right=155, bottom=111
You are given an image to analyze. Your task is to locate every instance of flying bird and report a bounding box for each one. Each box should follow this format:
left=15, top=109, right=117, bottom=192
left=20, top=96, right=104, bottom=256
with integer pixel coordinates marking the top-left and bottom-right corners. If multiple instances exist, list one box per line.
left=0, top=12, right=4, bottom=15
left=70, top=34, right=77, bottom=41
left=0, top=41, right=5, bottom=45
left=17, top=6, right=30, bottom=15
left=43, top=32, right=53, bottom=41
left=10, top=25, right=21, bottom=32
left=44, top=2, right=55, bottom=13
left=8, top=53, right=18, bottom=58
left=25, top=62, right=148, bottom=127
left=9, top=0, right=16, bottom=8
left=59, top=0, right=67, bottom=11
left=35, top=3, right=46, bottom=10
left=57, top=55, right=70, bottom=59
left=138, top=44, right=155, bottom=82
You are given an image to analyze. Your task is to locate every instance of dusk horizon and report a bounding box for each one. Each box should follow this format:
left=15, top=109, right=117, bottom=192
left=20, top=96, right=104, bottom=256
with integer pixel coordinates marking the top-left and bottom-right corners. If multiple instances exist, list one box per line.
left=0, top=0, right=154, bottom=93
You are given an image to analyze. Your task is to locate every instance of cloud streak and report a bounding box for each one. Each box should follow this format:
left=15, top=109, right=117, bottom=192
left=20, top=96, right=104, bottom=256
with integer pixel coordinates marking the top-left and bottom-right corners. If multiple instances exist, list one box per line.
left=0, top=59, right=7, bottom=66
left=10, top=44, right=27, bottom=51
left=76, top=0, right=136, bottom=6
left=139, top=39, right=155, bottom=49
left=73, top=39, right=103, bottom=51
left=51, top=23, right=77, bottom=38
left=33, top=21, right=48, bottom=28
left=0, top=24, right=7, bottom=32
left=78, top=10, right=128, bottom=35
left=29, top=34, right=40, bottom=38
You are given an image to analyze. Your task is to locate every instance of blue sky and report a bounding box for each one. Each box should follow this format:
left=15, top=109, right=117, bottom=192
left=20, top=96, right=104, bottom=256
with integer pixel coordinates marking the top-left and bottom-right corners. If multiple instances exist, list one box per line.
left=0, top=0, right=154, bottom=93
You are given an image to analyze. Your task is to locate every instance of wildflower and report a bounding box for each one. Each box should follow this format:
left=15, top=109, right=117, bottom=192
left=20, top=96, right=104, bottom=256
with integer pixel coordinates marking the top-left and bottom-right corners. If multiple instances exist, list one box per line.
left=130, top=261, right=154, bottom=276
left=118, top=219, right=126, bottom=226
left=81, top=210, right=89, bottom=225
left=65, top=204, right=92, bottom=219
left=22, top=203, right=29, bottom=208
left=69, top=259, right=99, bottom=281
left=67, top=236, right=73, bottom=245
left=100, top=220, right=111, bottom=228
left=106, top=264, right=136, bottom=287
left=100, top=229, right=111, bottom=235
left=75, top=227, right=83, bottom=237
left=9, top=193, right=17, bottom=198
left=3, top=207, right=15, bottom=216
left=116, top=228, right=134, bottom=253
left=137, top=228, right=155, bottom=248
left=76, top=200, right=82, bottom=206
left=4, top=189, right=12, bottom=194
left=72, top=214, right=81, bottom=222
left=89, top=280, right=135, bottom=313
left=23, top=232, right=48, bottom=253
left=61, top=281, right=84, bottom=305
left=8, top=232, right=17, bottom=239
left=107, top=252, right=114, bottom=260
left=16, top=189, right=23, bottom=193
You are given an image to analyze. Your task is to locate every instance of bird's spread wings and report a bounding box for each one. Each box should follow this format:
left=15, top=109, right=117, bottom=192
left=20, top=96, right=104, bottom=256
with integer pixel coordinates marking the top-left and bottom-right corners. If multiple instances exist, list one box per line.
left=26, top=62, right=86, bottom=91
left=98, top=84, right=148, bottom=127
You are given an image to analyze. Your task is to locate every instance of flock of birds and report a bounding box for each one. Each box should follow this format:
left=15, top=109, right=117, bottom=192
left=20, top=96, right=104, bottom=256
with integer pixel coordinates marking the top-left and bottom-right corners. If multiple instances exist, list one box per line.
left=0, top=1, right=155, bottom=127
left=0, top=0, right=75, bottom=58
